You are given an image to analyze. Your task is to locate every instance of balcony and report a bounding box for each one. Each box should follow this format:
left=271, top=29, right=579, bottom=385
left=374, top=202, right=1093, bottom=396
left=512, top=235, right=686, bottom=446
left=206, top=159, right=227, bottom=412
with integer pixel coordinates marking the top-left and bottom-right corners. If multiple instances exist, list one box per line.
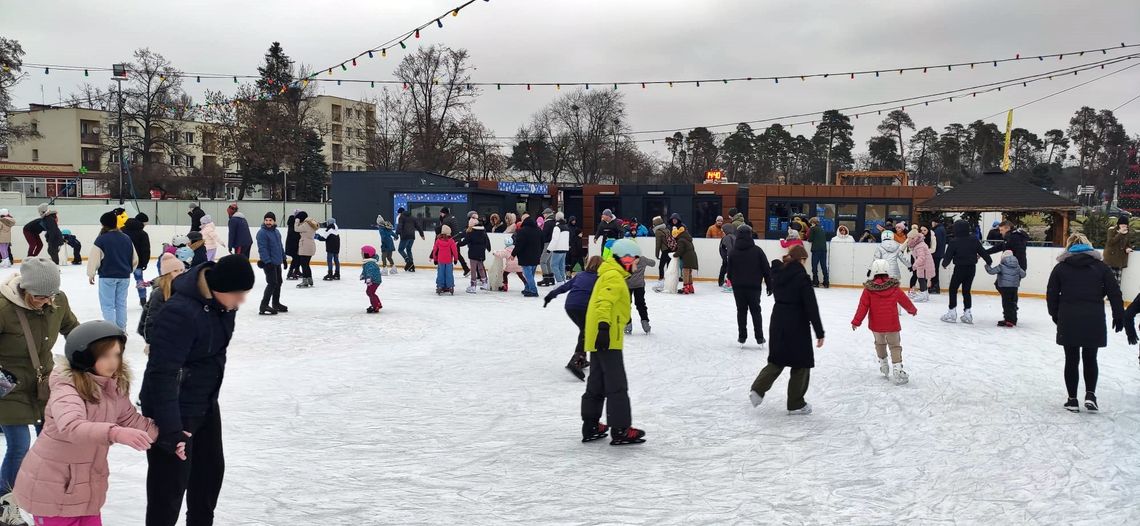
left=81, top=160, right=101, bottom=172
left=80, top=132, right=100, bottom=145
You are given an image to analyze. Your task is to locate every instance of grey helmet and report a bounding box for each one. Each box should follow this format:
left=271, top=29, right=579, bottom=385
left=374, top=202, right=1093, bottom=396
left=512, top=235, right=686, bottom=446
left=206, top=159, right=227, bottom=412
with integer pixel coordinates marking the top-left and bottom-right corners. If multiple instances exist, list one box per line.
left=65, top=320, right=126, bottom=372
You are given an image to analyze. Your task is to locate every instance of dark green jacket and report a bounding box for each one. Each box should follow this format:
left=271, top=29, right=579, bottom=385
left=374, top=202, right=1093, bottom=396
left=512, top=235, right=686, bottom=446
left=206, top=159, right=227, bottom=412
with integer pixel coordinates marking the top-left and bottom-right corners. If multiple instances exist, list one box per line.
left=808, top=225, right=828, bottom=252
left=0, top=275, right=79, bottom=425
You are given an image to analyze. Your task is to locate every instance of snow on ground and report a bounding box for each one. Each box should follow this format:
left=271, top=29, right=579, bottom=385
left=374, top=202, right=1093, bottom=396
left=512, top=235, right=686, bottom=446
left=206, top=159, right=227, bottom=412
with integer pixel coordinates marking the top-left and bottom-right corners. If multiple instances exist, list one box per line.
left=8, top=264, right=1140, bottom=525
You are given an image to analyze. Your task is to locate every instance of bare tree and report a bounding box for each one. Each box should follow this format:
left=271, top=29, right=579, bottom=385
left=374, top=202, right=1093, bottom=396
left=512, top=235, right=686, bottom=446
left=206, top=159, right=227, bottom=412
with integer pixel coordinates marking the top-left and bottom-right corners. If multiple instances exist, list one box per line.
left=0, top=37, right=37, bottom=145
left=365, top=87, right=414, bottom=171
left=549, top=89, right=628, bottom=184
left=394, top=45, right=477, bottom=173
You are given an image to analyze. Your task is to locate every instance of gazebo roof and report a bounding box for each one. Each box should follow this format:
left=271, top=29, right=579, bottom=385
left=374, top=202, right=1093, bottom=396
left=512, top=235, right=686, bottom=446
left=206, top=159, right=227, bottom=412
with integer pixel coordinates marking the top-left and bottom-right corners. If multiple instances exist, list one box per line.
left=916, top=172, right=1080, bottom=212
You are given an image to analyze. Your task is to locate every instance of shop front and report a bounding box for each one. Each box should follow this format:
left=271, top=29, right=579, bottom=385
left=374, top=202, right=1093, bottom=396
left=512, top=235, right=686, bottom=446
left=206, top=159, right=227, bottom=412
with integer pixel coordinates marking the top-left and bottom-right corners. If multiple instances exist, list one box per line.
left=749, top=184, right=936, bottom=240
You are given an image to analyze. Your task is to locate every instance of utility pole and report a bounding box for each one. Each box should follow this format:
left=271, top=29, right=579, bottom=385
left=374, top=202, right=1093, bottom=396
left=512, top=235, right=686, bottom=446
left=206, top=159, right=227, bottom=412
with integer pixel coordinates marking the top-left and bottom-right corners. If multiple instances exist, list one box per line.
left=612, top=118, right=619, bottom=184
left=112, top=64, right=127, bottom=204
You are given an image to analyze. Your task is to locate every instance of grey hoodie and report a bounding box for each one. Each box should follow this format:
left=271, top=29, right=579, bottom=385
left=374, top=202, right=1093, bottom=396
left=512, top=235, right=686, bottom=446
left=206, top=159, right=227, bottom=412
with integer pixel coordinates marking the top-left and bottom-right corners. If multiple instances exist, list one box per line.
left=985, top=254, right=1027, bottom=288
left=719, top=223, right=739, bottom=260
left=625, top=256, right=658, bottom=289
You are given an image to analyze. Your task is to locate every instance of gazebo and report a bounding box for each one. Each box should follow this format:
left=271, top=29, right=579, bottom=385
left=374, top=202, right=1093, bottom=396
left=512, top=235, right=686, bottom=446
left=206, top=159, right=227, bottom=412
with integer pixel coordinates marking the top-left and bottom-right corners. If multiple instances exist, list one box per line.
left=916, top=171, right=1080, bottom=246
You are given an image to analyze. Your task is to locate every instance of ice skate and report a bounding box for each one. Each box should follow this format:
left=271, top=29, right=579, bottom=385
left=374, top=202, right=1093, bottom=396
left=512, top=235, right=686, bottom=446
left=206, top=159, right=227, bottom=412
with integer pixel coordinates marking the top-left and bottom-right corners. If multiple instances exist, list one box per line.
left=652, top=279, right=664, bottom=293
left=893, top=363, right=909, bottom=385
left=322, top=273, right=334, bottom=281
left=333, top=272, right=341, bottom=280
left=0, top=493, right=26, bottom=525
left=913, top=291, right=929, bottom=303
left=878, top=357, right=890, bottom=377
left=479, top=280, right=489, bottom=291
left=582, top=422, right=609, bottom=442
left=1085, top=392, right=1098, bottom=412
left=1064, top=398, right=1080, bottom=412
left=466, top=285, right=477, bottom=294
left=940, top=309, right=958, bottom=323
left=366, top=306, right=378, bottom=313
left=296, top=277, right=313, bottom=288
left=756, top=335, right=766, bottom=349
left=272, top=303, right=288, bottom=313
left=641, top=319, right=651, bottom=334
left=738, top=330, right=747, bottom=347
left=721, top=284, right=733, bottom=293
left=961, top=309, right=974, bottom=325
left=258, top=305, right=278, bottom=316
left=609, top=427, right=646, bottom=445
left=624, top=322, right=633, bottom=335
left=749, top=390, right=764, bottom=407
left=787, top=403, right=813, bottom=415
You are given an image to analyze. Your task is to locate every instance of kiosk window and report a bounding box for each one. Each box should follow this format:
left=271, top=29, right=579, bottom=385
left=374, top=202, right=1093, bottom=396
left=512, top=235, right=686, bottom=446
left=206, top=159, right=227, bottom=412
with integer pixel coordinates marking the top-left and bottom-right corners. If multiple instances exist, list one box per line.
left=864, top=204, right=887, bottom=234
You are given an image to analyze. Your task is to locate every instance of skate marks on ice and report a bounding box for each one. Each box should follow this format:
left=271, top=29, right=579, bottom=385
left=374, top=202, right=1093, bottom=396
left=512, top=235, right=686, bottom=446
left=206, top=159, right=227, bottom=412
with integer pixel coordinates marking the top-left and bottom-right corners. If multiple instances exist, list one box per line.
left=13, top=268, right=1138, bottom=524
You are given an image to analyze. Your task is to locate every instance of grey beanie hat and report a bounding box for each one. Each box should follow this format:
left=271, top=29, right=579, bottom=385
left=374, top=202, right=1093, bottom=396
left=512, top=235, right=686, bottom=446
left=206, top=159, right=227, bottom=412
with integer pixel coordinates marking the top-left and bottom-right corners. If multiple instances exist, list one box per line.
left=36, top=203, right=49, bottom=218
left=20, top=257, right=60, bottom=297
left=602, top=209, right=614, bottom=218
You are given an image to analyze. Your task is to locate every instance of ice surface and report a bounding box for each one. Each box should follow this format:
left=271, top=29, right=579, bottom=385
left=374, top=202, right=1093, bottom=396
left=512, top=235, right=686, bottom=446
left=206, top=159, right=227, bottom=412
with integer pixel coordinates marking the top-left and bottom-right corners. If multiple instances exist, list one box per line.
left=8, top=266, right=1140, bottom=525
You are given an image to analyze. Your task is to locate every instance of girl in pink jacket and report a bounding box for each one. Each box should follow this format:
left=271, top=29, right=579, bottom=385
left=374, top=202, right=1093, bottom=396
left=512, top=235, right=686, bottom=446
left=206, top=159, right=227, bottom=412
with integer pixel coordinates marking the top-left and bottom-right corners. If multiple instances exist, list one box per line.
left=13, top=321, right=156, bottom=526
left=905, top=228, right=936, bottom=303
left=430, top=225, right=460, bottom=294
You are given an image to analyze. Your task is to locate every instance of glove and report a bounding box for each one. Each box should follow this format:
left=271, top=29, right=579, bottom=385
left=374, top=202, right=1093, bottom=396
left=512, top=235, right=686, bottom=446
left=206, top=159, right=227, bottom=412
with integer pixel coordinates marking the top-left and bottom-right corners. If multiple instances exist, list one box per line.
left=543, top=295, right=553, bottom=308
left=1130, top=333, right=1138, bottom=346
left=1113, top=318, right=1124, bottom=333
left=110, top=426, right=153, bottom=452
left=282, top=261, right=288, bottom=270
left=365, top=278, right=373, bottom=286
left=595, top=322, right=611, bottom=352
left=257, top=261, right=265, bottom=269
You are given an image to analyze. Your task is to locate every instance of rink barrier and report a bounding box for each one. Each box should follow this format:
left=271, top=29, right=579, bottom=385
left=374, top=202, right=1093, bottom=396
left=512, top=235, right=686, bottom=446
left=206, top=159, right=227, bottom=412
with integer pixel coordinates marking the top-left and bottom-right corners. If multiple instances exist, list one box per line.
left=9, top=227, right=1137, bottom=301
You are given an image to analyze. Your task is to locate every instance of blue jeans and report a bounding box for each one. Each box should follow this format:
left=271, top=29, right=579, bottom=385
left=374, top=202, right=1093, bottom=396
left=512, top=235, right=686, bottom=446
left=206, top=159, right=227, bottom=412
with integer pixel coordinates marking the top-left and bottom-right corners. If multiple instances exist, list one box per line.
left=551, top=252, right=567, bottom=283
left=1, top=424, right=41, bottom=493
left=811, top=251, right=829, bottom=285
left=522, top=265, right=538, bottom=294
left=327, top=252, right=340, bottom=275
left=98, top=277, right=131, bottom=330
left=398, top=239, right=415, bottom=265
left=436, top=263, right=454, bottom=289
left=133, top=268, right=147, bottom=302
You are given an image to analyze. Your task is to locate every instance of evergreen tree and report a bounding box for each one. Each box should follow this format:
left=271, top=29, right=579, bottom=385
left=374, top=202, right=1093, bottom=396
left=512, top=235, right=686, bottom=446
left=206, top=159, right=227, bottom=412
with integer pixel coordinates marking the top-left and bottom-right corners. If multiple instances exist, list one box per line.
left=295, top=130, right=329, bottom=202
left=810, top=110, right=854, bottom=183
left=721, top=123, right=756, bottom=182
left=867, top=136, right=901, bottom=170
left=256, top=42, right=295, bottom=96
left=876, top=110, right=915, bottom=170
left=908, top=127, right=939, bottom=185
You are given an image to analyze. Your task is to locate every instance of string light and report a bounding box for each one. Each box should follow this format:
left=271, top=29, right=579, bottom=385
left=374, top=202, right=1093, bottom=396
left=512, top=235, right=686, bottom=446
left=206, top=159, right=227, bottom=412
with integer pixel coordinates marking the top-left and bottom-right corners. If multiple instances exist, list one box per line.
left=352, top=58, right=357, bottom=66
left=381, top=48, right=387, bottom=57
left=83, top=69, right=88, bottom=77
left=415, top=29, right=420, bottom=38
left=399, top=41, right=406, bottom=49
left=452, top=8, right=459, bottom=16
left=436, top=19, right=443, bottom=28
left=367, top=51, right=373, bottom=59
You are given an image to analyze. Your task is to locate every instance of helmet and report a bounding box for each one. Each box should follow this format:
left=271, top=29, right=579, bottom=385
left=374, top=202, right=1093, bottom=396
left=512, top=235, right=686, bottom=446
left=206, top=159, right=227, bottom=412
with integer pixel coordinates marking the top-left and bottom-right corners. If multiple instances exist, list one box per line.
left=61, top=229, right=72, bottom=236
left=65, top=320, right=126, bottom=372
left=172, top=234, right=190, bottom=247
left=175, top=246, right=194, bottom=262
left=361, top=245, right=377, bottom=258
left=870, top=259, right=891, bottom=277
left=611, top=238, right=641, bottom=258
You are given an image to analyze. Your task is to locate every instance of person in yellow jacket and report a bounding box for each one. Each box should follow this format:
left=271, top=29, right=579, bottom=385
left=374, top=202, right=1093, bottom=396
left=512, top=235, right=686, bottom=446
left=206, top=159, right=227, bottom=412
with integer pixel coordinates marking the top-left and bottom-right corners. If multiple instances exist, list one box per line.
left=582, top=238, right=646, bottom=446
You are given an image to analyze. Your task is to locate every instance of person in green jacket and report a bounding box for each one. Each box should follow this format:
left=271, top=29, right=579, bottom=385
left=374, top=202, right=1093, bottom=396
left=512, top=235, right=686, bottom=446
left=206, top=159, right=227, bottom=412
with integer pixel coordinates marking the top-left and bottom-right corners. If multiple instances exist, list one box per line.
left=582, top=238, right=646, bottom=446
left=808, top=217, right=830, bottom=288
left=0, top=257, right=79, bottom=519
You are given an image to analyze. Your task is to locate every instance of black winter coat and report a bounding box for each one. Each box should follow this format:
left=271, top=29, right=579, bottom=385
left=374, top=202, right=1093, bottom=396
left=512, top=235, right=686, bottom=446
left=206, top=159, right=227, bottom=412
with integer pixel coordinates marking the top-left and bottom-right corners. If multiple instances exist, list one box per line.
left=567, top=223, right=583, bottom=257
left=459, top=226, right=491, bottom=261
left=122, top=218, right=151, bottom=269
left=512, top=218, right=544, bottom=266
left=397, top=212, right=423, bottom=239
left=188, top=207, right=206, bottom=232
left=41, top=214, right=62, bottom=245
left=436, top=214, right=462, bottom=238
left=942, top=221, right=993, bottom=268
left=594, top=219, right=623, bottom=242
left=932, top=225, right=947, bottom=258
left=22, top=217, right=44, bottom=236
left=766, top=260, right=825, bottom=369
left=284, top=215, right=301, bottom=257
left=726, top=235, right=772, bottom=291
left=541, top=216, right=556, bottom=244
left=987, top=230, right=1029, bottom=270
left=140, top=262, right=237, bottom=452
left=1046, top=251, right=1124, bottom=348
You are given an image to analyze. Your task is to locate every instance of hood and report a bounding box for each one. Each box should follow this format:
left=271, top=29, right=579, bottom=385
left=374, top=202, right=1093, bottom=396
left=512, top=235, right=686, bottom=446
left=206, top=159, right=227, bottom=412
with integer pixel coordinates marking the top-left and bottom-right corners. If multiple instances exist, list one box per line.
left=863, top=276, right=900, bottom=292
left=1059, top=251, right=1103, bottom=267
left=598, top=256, right=631, bottom=279
left=653, top=223, right=668, bottom=232
left=952, top=220, right=972, bottom=238
left=905, top=232, right=925, bottom=248
left=879, top=237, right=900, bottom=253
left=232, top=212, right=245, bottom=219
left=123, top=218, right=145, bottom=232
left=721, top=223, right=739, bottom=237
left=1008, top=229, right=1029, bottom=242
left=732, top=213, right=745, bottom=224
left=304, top=218, right=320, bottom=229
left=733, top=233, right=755, bottom=250
left=652, top=216, right=664, bottom=227
left=669, top=213, right=684, bottom=227
left=0, top=274, right=29, bottom=309
left=1000, top=254, right=1021, bottom=269
left=522, top=217, right=539, bottom=229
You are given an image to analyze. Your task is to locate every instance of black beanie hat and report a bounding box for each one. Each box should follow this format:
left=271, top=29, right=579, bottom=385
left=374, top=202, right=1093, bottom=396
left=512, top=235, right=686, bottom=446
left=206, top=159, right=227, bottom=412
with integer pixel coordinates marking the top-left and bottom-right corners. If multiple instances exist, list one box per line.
left=99, top=212, right=117, bottom=229
left=135, top=212, right=150, bottom=223
left=296, top=211, right=308, bottom=221
left=206, top=255, right=256, bottom=293
left=264, top=211, right=277, bottom=221
left=440, top=207, right=450, bottom=215
left=1118, top=215, right=1130, bottom=226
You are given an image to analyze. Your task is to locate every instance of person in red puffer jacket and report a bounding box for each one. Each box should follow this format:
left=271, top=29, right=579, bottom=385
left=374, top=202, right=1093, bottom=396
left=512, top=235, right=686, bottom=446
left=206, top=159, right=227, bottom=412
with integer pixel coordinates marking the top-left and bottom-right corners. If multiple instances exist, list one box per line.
left=851, top=259, right=917, bottom=385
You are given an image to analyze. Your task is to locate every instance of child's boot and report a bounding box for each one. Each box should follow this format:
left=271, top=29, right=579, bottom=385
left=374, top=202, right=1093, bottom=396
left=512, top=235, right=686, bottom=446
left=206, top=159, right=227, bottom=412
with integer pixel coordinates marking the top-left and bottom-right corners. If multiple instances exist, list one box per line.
left=878, top=357, right=890, bottom=377
left=940, top=308, right=958, bottom=323
left=893, top=363, right=909, bottom=385
left=961, top=308, right=974, bottom=325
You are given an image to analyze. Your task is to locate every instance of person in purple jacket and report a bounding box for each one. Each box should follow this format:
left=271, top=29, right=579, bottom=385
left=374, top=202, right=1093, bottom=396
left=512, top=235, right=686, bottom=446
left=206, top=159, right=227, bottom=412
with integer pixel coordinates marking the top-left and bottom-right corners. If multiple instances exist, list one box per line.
left=544, top=256, right=603, bottom=381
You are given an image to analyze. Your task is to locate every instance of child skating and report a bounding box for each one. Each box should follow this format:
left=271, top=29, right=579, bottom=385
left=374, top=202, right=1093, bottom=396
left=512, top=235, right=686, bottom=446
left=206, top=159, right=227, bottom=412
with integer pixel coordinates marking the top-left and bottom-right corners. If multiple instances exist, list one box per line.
left=378, top=216, right=398, bottom=275
left=985, top=250, right=1026, bottom=327
left=458, top=217, right=490, bottom=293
left=940, top=220, right=993, bottom=324
left=360, top=245, right=383, bottom=313
left=545, top=256, right=603, bottom=381
left=316, top=218, right=341, bottom=281
left=13, top=320, right=157, bottom=526
left=430, top=225, right=459, bottom=295
left=623, top=254, right=656, bottom=334
left=582, top=239, right=646, bottom=445
left=851, top=259, right=918, bottom=385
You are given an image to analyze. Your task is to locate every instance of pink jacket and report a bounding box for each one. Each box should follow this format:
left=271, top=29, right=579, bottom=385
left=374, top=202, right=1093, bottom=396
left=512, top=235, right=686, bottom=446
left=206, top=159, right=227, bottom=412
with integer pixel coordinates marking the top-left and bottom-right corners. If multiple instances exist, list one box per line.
left=14, top=370, right=157, bottom=517
left=494, top=247, right=523, bottom=273
left=430, top=237, right=459, bottom=264
left=906, top=233, right=936, bottom=279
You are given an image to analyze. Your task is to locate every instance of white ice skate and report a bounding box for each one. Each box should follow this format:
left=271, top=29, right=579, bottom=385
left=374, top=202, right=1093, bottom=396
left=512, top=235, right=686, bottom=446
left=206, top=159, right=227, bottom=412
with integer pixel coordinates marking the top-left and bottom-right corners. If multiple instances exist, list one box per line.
left=913, top=291, right=929, bottom=303
left=961, top=309, right=974, bottom=325
left=479, top=279, right=489, bottom=290
left=390, top=267, right=398, bottom=275
left=878, top=358, right=890, bottom=377
left=788, top=403, right=813, bottom=415
left=940, top=309, right=958, bottom=323
left=465, top=285, right=477, bottom=294
left=893, top=364, right=909, bottom=385
left=749, top=390, right=764, bottom=407
left=0, top=261, right=10, bottom=269
left=652, top=279, right=664, bottom=293
left=0, top=493, right=26, bottom=525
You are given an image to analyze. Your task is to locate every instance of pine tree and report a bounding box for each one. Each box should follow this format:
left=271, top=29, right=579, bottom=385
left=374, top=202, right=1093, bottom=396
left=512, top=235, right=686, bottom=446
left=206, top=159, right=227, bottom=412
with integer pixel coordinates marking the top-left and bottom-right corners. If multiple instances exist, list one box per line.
left=295, top=130, right=329, bottom=202
left=257, top=42, right=295, bottom=96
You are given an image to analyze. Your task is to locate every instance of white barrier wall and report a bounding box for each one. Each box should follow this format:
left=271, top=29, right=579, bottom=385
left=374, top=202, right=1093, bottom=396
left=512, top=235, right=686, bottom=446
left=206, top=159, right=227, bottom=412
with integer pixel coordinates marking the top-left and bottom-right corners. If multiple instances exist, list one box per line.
left=9, top=227, right=1140, bottom=300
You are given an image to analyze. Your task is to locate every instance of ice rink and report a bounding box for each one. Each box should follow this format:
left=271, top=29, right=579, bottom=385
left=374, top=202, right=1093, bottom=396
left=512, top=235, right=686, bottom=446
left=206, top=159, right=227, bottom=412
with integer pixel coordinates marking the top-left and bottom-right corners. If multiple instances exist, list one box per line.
left=10, top=264, right=1140, bottom=525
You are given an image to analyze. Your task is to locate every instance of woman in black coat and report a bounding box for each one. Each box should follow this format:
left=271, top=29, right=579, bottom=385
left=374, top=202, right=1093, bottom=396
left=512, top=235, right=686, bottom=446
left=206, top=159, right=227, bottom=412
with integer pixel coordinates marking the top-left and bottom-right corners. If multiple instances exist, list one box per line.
left=1046, top=234, right=1125, bottom=412
left=284, top=213, right=301, bottom=280
left=726, top=224, right=772, bottom=346
left=565, top=216, right=584, bottom=275
left=511, top=217, right=544, bottom=296
left=748, top=245, right=824, bottom=414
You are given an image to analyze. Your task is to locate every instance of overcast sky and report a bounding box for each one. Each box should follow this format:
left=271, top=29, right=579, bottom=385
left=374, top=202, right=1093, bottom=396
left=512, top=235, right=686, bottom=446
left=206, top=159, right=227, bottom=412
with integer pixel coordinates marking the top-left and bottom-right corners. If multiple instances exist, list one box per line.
left=4, top=0, right=1139, bottom=160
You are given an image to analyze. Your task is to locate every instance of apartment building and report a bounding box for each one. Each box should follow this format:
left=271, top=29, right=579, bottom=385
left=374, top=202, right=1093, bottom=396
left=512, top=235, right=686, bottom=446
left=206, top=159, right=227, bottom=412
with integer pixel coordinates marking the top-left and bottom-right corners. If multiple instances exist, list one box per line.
left=309, top=95, right=375, bottom=173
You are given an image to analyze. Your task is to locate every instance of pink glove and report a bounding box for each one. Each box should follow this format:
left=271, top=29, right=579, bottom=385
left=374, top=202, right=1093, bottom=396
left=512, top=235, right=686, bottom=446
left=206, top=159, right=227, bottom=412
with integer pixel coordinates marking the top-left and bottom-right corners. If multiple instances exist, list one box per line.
left=110, top=426, right=154, bottom=451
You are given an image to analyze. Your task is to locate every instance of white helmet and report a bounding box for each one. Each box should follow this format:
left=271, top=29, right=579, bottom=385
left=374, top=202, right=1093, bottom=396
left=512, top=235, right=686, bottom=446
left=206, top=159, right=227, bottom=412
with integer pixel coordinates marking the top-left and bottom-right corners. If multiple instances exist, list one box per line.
left=870, top=259, right=890, bottom=277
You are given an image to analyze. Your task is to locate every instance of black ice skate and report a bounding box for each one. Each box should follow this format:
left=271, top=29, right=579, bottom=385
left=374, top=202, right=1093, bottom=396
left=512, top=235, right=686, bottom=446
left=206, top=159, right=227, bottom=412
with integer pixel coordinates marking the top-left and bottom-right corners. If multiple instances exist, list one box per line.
left=1085, top=392, right=1098, bottom=412
left=259, top=306, right=278, bottom=316
left=1064, top=398, right=1080, bottom=412
left=609, top=427, right=646, bottom=446
left=272, top=303, right=289, bottom=313
left=582, top=422, right=609, bottom=442
left=566, top=352, right=588, bottom=381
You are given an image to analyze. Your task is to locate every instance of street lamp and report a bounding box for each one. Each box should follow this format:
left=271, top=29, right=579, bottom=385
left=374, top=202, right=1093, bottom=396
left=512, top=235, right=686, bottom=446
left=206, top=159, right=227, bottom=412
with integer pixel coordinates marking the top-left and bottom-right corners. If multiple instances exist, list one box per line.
left=111, top=64, right=128, bottom=205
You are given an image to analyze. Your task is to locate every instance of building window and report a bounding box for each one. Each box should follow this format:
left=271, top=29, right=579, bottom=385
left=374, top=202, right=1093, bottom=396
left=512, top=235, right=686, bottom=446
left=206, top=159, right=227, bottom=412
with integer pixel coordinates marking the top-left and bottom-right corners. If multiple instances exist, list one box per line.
left=346, top=108, right=353, bottom=120
left=128, top=126, right=140, bottom=137
left=331, top=104, right=342, bottom=122
left=30, top=122, right=38, bottom=133
left=184, top=132, right=194, bottom=145
left=32, top=149, right=38, bottom=162
left=168, top=130, right=179, bottom=144
left=109, top=151, right=120, bottom=163
left=185, top=155, right=194, bottom=167
left=864, top=204, right=887, bottom=233
left=837, top=203, right=858, bottom=236
left=169, top=153, right=180, bottom=166
left=108, top=124, right=121, bottom=137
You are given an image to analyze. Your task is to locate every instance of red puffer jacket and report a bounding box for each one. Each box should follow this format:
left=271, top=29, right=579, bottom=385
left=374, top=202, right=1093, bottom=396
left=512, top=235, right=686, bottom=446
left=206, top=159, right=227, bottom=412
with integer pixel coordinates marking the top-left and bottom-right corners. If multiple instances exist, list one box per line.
left=851, top=277, right=917, bottom=333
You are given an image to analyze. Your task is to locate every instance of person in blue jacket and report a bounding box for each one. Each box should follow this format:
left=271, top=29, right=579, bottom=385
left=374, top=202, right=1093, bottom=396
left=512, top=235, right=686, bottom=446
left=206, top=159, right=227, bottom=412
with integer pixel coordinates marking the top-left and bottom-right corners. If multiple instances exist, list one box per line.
left=544, top=255, right=603, bottom=381
left=227, top=204, right=253, bottom=259
left=140, top=255, right=254, bottom=526
left=377, top=215, right=398, bottom=275
left=255, top=212, right=288, bottom=316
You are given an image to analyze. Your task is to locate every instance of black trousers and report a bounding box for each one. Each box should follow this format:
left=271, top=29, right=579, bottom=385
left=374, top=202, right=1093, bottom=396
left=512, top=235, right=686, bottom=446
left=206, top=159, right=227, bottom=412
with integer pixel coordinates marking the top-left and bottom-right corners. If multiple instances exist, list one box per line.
left=261, top=264, right=283, bottom=308
left=947, top=265, right=976, bottom=310
left=733, top=287, right=764, bottom=341
left=47, top=241, right=63, bottom=265
left=997, top=286, right=1019, bottom=323
left=718, top=259, right=728, bottom=287
left=930, top=261, right=942, bottom=292
left=629, top=287, right=648, bottom=321
left=286, top=255, right=300, bottom=278
left=567, top=308, right=587, bottom=355
left=296, top=255, right=313, bottom=279
left=659, top=253, right=671, bottom=280
left=581, top=350, right=631, bottom=429
left=1063, top=346, right=1099, bottom=399
left=146, top=405, right=225, bottom=526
